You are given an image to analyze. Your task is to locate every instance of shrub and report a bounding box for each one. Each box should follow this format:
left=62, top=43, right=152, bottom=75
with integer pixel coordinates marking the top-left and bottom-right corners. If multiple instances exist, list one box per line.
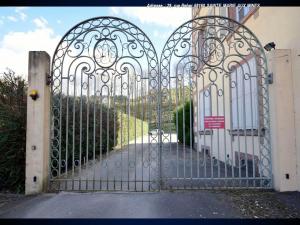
left=58, top=95, right=118, bottom=173
left=57, top=95, right=149, bottom=172
left=116, top=111, right=148, bottom=149
left=0, top=69, right=27, bottom=193
left=173, top=100, right=194, bottom=146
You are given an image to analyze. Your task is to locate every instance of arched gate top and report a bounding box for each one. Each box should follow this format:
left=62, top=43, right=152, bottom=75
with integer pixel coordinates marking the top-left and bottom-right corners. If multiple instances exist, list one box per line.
left=51, top=16, right=159, bottom=94
left=160, top=15, right=268, bottom=76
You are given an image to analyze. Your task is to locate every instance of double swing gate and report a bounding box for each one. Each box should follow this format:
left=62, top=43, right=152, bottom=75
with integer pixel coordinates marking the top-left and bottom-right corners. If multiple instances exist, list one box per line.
left=49, top=16, right=272, bottom=192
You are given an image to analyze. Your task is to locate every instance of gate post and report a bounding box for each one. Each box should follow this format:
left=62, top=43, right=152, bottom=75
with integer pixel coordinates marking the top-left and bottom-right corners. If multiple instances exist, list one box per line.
left=25, top=51, right=51, bottom=195
left=268, top=49, right=297, bottom=192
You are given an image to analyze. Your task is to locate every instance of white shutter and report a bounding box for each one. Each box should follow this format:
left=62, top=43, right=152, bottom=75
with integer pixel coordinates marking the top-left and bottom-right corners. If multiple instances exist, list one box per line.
left=246, top=58, right=258, bottom=129
left=208, top=7, right=214, bottom=16
left=219, top=7, right=228, bottom=17
left=217, top=8, right=229, bottom=40
left=199, top=91, right=204, bottom=130
left=231, top=58, right=258, bottom=130
left=199, top=89, right=211, bottom=130
left=231, top=66, right=240, bottom=129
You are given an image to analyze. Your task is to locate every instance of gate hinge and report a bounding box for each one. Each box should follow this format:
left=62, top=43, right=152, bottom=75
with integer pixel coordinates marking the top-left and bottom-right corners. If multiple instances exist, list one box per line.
left=46, top=72, right=52, bottom=86
left=267, top=73, right=273, bottom=84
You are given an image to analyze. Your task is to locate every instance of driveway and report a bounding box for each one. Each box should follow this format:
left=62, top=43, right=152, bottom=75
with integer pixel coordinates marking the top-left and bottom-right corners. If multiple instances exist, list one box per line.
left=1, top=190, right=300, bottom=218
left=0, top=191, right=241, bottom=218
left=53, top=134, right=260, bottom=191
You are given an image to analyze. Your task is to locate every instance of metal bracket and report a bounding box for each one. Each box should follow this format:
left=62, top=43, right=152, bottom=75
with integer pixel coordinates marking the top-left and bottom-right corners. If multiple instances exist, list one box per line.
left=267, top=73, right=273, bottom=84
left=46, top=72, right=52, bottom=86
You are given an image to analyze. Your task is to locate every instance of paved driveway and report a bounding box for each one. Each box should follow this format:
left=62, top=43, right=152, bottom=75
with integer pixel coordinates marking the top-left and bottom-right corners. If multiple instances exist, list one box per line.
left=1, top=190, right=300, bottom=218
left=0, top=191, right=241, bottom=218
left=53, top=134, right=258, bottom=191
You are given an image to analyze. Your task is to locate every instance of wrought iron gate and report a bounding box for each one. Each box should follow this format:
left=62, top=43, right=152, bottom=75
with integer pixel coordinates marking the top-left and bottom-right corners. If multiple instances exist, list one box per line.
left=159, top=16, right=272, bottom=189
left=49, top=16, right=272, bottom=192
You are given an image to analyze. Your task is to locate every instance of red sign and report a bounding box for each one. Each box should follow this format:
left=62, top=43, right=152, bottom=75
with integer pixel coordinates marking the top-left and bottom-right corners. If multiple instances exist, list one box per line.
left=204, top=116, right=225, bottom=129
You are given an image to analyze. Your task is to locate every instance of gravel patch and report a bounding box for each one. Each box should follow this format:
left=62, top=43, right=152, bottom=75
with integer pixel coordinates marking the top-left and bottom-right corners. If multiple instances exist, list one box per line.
left=220, top=190, right=300, bottom=218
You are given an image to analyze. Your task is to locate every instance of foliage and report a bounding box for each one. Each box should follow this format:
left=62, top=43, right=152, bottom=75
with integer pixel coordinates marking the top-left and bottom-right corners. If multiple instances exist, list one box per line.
left=173, top=100, right=194, bottom=146
left=161, top=87, right=192, bottom=133
left=114, top=95, right=155, bottom=124
left=58, top=95, right=149, bottom=172
left=0, top=69, right=27, bottom=193
left=116, top=111, right=148, bottom=149
left=59, top=95, right=118, bottom=173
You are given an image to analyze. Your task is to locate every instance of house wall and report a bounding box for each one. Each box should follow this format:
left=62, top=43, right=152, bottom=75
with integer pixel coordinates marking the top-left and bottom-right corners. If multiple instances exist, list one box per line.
left=192, top=61, right=262, bottom=175
left=193, top=6, right=300, bottom=191
left=236, top=7, right=300, bottom=192
left=268, top=49, right=298, bottom=191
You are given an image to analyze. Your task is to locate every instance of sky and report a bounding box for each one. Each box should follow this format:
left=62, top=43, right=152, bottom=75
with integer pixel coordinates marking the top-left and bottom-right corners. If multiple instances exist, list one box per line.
left=0, top=7, right=192, bottom=78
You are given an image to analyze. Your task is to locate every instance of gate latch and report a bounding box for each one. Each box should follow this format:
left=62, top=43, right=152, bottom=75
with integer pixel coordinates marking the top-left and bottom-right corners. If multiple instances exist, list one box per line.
left=267, top=73, right=273, bottom=84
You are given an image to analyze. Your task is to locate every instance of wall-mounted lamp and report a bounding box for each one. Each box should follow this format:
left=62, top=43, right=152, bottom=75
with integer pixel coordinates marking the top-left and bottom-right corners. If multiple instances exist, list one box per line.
left=29, top=90, right=39, bottom=101
left=264, top=42, right=276, bottom=51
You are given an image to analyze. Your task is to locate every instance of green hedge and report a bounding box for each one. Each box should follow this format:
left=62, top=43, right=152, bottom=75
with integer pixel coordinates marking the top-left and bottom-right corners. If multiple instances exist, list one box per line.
left=59, top=95, right=118, bottom=173
left=0, top=70, right=27, bottom=193
left=58, top=96, right=149, bottom=172
left=115, top=111, right=148, bottom=149
left=173, top=100, right=194, bottom=146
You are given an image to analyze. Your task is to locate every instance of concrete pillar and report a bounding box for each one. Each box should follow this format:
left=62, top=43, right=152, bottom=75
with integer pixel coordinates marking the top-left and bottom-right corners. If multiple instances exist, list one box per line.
left=268, top=49, right=297, bottom=192
left=25, top=51, right=51, bottom=195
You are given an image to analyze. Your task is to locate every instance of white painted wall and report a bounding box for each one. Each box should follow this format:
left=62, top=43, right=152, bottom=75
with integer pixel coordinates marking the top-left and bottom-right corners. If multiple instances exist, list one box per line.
left=193, top=7, right=300, bottom=191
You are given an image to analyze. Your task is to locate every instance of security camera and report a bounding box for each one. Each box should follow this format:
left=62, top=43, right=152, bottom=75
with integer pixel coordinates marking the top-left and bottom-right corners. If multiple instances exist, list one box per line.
left=264, top=42, right=276, bottom=51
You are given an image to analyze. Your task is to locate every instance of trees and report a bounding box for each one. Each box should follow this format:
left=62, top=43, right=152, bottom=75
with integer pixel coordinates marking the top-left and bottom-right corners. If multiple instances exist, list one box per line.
left=173, top=100, right=194, bottom=146
left=0, top=69, right=27, bottom=193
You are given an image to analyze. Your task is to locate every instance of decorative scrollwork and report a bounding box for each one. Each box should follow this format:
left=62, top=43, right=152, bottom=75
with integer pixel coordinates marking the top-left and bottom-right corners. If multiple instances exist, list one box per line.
left=50, top=17, right=159, bottom=190
left=160, top=16, right=271, bottom=188
left=50, top=15, right=271, bottom=190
